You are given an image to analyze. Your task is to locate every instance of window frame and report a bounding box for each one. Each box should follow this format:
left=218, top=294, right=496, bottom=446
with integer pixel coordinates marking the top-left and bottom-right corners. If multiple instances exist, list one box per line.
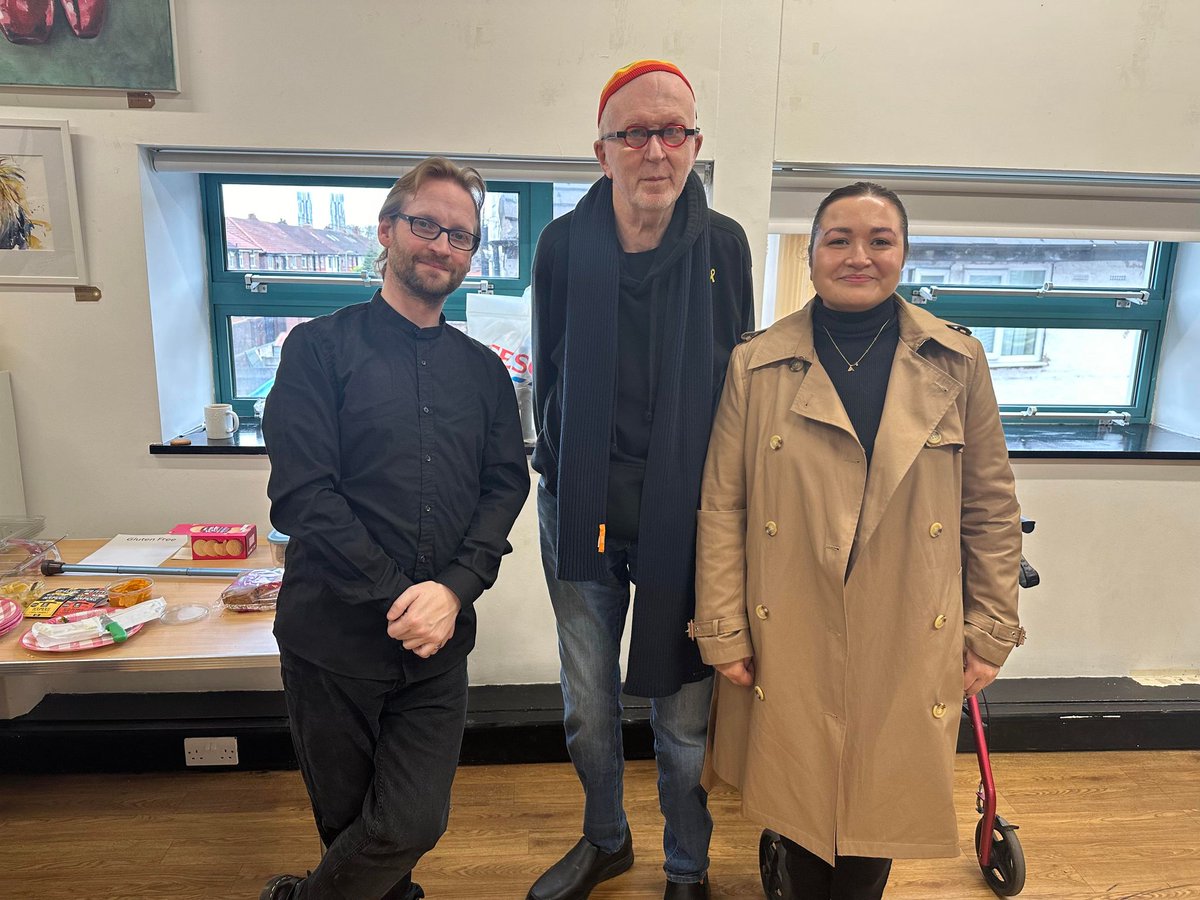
left=201, top=173, right=555, bottom=414
left=900, top=241, right=1177, bottom=422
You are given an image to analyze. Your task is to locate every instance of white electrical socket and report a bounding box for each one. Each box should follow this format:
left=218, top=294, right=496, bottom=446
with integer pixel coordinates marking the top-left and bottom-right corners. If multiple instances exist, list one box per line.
left=183, top=736, right=239, bottom=766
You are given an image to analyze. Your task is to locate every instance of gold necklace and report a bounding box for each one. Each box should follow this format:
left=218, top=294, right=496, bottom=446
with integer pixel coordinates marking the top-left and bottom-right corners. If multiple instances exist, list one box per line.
left=821, top=319, right=893, bottom=372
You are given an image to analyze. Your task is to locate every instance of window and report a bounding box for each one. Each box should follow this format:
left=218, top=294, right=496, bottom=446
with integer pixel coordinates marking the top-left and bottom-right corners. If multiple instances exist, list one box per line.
left=906, top=266, right=950, bottom=284
left=202, top=174, right=558, bottom=413
left=973, top=326, right=1047, bottom=367
left=766, top=163, right=1200, bottom=426
left=764, top=234, right=1176, bottom=422
left=900, top=237, right=1175, bottom=421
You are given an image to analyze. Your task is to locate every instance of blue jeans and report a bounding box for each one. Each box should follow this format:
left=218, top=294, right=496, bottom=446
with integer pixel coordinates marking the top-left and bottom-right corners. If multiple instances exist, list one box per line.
left=537, top=481, right=713, bottom=884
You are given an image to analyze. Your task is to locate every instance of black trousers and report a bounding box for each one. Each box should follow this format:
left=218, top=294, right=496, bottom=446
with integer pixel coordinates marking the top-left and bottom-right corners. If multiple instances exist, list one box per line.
left=280, top=649, right=469, bottom=900
left=781, top=836, right=892, bottom=900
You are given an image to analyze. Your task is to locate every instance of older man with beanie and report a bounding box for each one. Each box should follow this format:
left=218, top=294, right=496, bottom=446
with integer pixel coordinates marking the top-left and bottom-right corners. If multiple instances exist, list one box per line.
left=528, top=60, right=755, bottom=900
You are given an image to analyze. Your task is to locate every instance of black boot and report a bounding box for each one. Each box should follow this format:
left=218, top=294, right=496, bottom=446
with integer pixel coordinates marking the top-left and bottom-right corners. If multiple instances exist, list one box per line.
left=259, top=874, right=304, bottom=900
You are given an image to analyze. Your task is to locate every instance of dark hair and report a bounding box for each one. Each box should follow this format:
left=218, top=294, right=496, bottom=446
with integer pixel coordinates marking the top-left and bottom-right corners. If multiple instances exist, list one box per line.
left=808, top=181, right=909, bottom=264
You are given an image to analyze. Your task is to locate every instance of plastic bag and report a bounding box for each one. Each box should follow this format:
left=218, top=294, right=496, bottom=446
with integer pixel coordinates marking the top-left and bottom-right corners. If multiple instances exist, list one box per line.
left=219, top=568, right=284, bottom=612
left=466, top=289, right=536, bottom=444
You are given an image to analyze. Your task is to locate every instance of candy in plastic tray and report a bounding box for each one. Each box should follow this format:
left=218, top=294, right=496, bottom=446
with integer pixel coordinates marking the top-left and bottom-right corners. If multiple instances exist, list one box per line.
left=0, top=537, right=62, bottom=578
left=0, top=515, right=46, bottom=545
left=219, top=568, right=284, bottom=612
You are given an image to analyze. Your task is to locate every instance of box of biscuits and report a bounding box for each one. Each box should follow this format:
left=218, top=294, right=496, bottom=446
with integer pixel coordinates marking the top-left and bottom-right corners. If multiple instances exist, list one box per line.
left=170, top=523, right=258, bottom=560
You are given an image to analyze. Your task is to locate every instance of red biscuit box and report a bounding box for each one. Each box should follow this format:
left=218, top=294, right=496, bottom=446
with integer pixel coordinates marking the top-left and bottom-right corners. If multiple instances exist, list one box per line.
left=170, top=524, right=258, bottom=560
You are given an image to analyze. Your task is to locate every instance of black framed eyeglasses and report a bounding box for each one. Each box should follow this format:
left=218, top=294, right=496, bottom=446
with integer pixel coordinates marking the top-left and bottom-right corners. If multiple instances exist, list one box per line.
left=393, top=213, right=480, bottom=252
left=599, top=124, right=699, bottom=150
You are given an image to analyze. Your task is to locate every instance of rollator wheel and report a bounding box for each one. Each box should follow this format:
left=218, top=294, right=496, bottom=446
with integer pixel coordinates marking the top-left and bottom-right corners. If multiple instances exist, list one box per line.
left=975, top=814, right=1026, bottom=896
left=759, top=829, right=786, bottom=898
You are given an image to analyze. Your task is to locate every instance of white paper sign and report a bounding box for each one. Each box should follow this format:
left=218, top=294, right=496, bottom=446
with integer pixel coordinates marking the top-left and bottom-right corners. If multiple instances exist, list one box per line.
left=77, top=534, right=188, bottom=567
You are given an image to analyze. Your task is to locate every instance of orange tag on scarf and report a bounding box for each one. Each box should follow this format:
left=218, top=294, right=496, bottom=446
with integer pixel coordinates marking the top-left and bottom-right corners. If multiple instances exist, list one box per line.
left=597, top=524, right=606, bottom=553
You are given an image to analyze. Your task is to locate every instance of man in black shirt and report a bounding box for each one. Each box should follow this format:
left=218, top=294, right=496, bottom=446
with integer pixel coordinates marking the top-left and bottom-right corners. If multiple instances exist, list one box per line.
left=260, top=157, right=530, bottom=900
left=528, top=61, right=755, bottom=900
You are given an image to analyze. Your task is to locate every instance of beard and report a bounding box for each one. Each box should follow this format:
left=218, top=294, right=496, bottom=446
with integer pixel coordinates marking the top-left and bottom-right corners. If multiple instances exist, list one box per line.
left=388, top=247, right=468, bottom=308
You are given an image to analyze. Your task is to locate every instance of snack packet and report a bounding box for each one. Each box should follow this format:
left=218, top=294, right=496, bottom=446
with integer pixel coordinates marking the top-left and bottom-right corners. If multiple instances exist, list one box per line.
left=218, top=568, right=284, bottom=612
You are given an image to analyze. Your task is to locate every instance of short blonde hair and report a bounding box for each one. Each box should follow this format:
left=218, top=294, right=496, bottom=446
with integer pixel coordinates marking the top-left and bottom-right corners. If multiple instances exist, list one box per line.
left=376, top=157, right=486, bottom=274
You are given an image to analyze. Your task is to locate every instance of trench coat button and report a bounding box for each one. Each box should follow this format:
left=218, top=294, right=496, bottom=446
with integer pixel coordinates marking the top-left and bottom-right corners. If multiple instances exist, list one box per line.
left=769, top=434, right=783, bottom=451
left=929, top=522, right=944, bottom=538
left=755, top=604, right=770, bottom=620
left=933, top=614, right=947, bottom=630
left=927, top=429, right=944, bottom=446
left=754, top=685, right=766, bottom=701
left=765, top=521, right=778, bottom=536
left=932, top=702, right=947, bottom=718
left=789, top=360, right=803, bottom=372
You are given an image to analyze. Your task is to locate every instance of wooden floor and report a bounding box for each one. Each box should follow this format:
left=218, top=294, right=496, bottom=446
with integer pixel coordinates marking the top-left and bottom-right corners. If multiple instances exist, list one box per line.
left=1, top=751, right=1197, bottom=899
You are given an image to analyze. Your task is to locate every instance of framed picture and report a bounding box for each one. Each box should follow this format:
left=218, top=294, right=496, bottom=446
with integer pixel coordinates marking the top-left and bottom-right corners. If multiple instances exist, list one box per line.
left=0, top=0, right=177, bottom=92
left=0, top=119, right=86, bottom=286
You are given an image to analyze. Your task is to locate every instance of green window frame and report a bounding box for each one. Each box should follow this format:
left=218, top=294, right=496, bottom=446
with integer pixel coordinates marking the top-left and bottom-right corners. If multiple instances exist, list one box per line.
left=201, top=173, right=555, bottom=415
left=900, top=242, right=1177, bottom=423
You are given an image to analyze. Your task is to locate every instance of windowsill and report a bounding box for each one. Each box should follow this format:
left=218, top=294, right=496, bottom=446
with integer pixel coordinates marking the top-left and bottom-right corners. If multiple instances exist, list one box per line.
left=1005, top=422, right=1200, bottom=459
left=150, top=422, right=537, bottom=457
left=150, top=422, right=266, bottom=455
left=149, top=422, right=1200, bottom=459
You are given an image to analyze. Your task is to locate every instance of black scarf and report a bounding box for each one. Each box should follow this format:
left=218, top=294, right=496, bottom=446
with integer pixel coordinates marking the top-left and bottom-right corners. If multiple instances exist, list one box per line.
left=555, top=173, right=714, bottom=697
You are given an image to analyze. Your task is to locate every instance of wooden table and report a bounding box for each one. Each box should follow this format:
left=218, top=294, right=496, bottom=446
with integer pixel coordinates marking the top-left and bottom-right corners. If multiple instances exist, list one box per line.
left=0, top=539, right=281, bottom=716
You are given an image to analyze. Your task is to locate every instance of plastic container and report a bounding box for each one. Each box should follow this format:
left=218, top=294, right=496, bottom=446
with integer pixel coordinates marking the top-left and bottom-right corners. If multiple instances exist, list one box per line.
left=0, top=515, right=45, bottom=545
left=0, top=577, right=47, bottom=610
left=267, top=530, right=290, bottom=566
left=0, top=535, right=62, bottom=578
left=106, top=577, right=155, bottom=608
left=161, top=603, right=211, bottom=625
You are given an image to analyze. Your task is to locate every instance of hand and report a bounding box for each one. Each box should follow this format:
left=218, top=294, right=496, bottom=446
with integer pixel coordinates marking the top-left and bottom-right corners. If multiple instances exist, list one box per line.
left=715, top=657, right=755, bottom=687
left=963, top=647, right=1000, bottom=696
left=386, top=582, right=462, bottom=659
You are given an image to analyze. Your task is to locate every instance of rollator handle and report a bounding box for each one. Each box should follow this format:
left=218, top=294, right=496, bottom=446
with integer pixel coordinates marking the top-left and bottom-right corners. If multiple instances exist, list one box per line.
left=1019, top=557, right=1040, bottom=589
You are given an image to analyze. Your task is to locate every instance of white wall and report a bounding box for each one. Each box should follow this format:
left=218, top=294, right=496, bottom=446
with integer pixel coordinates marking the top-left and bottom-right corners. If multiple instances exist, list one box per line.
left=140, top=160, right=214, bottom=441
left=0, top=372, right=26, bottom=515
left=1005, top=461, right=1200, bottom=678
left=0, top=0, right=1197, bottom=687
left=775, top=0, right=1200, bottom=173
left=1154, top=242, right=1200, bottom=437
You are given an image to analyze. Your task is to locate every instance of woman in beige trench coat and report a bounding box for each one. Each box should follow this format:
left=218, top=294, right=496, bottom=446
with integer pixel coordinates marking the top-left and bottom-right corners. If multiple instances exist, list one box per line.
left=691, top=183, right=1025, bottom=898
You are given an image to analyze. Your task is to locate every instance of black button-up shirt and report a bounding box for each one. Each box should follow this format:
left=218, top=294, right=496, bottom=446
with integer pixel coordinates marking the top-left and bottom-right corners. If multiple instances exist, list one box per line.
left=263, top=293, right=529, bottom=681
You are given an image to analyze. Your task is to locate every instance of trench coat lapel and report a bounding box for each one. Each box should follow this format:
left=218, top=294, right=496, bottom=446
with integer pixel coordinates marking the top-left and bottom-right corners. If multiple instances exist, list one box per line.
left=790, top=357, right=857, bottom=438
left=759, top=305, right=858, bottom=440
left=855, top=319, right=964, bottom=554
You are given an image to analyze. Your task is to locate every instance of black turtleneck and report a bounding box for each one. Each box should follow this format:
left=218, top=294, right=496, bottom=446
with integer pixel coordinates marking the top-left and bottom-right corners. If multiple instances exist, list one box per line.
left=603, top=201, right=689, bottom=540
left=812, top=296, right=900, bottom=465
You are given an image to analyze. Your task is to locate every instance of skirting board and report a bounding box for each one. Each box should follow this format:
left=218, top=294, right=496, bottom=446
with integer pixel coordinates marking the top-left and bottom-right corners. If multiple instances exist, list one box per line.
left=0, top=677, right=1195, bottom=773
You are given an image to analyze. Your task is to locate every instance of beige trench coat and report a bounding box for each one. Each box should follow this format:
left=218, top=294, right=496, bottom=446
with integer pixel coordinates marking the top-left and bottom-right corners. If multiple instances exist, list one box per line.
left=693, top=296, right=1024, bottom=864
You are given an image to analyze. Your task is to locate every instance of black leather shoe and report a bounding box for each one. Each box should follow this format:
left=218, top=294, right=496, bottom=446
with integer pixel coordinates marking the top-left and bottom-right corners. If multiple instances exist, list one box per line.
left=259, top=874, right=304, bottom=900
left=258, top=872, right=419, bottom=900
left=664, top=876, right=710, bottom=899
left=526, top=833, right=635, bottom=899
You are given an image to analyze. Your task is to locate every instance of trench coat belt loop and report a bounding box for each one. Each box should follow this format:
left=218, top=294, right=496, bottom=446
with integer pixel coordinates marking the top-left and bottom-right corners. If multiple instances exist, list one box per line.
left=687, top=613, right=751, bottom=640
left=963, top=611, right=1027, bottom=646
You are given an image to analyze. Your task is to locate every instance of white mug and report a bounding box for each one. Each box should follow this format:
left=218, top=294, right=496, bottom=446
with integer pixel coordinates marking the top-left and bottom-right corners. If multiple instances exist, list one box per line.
left=204, top=403, right=240, bottom=439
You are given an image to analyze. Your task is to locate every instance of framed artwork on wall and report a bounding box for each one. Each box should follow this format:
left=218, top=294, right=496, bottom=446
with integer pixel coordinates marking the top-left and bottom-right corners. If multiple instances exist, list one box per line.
left=0, top=119, right=86, bottom=286
left=0, top=0, right=177, bottom=92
